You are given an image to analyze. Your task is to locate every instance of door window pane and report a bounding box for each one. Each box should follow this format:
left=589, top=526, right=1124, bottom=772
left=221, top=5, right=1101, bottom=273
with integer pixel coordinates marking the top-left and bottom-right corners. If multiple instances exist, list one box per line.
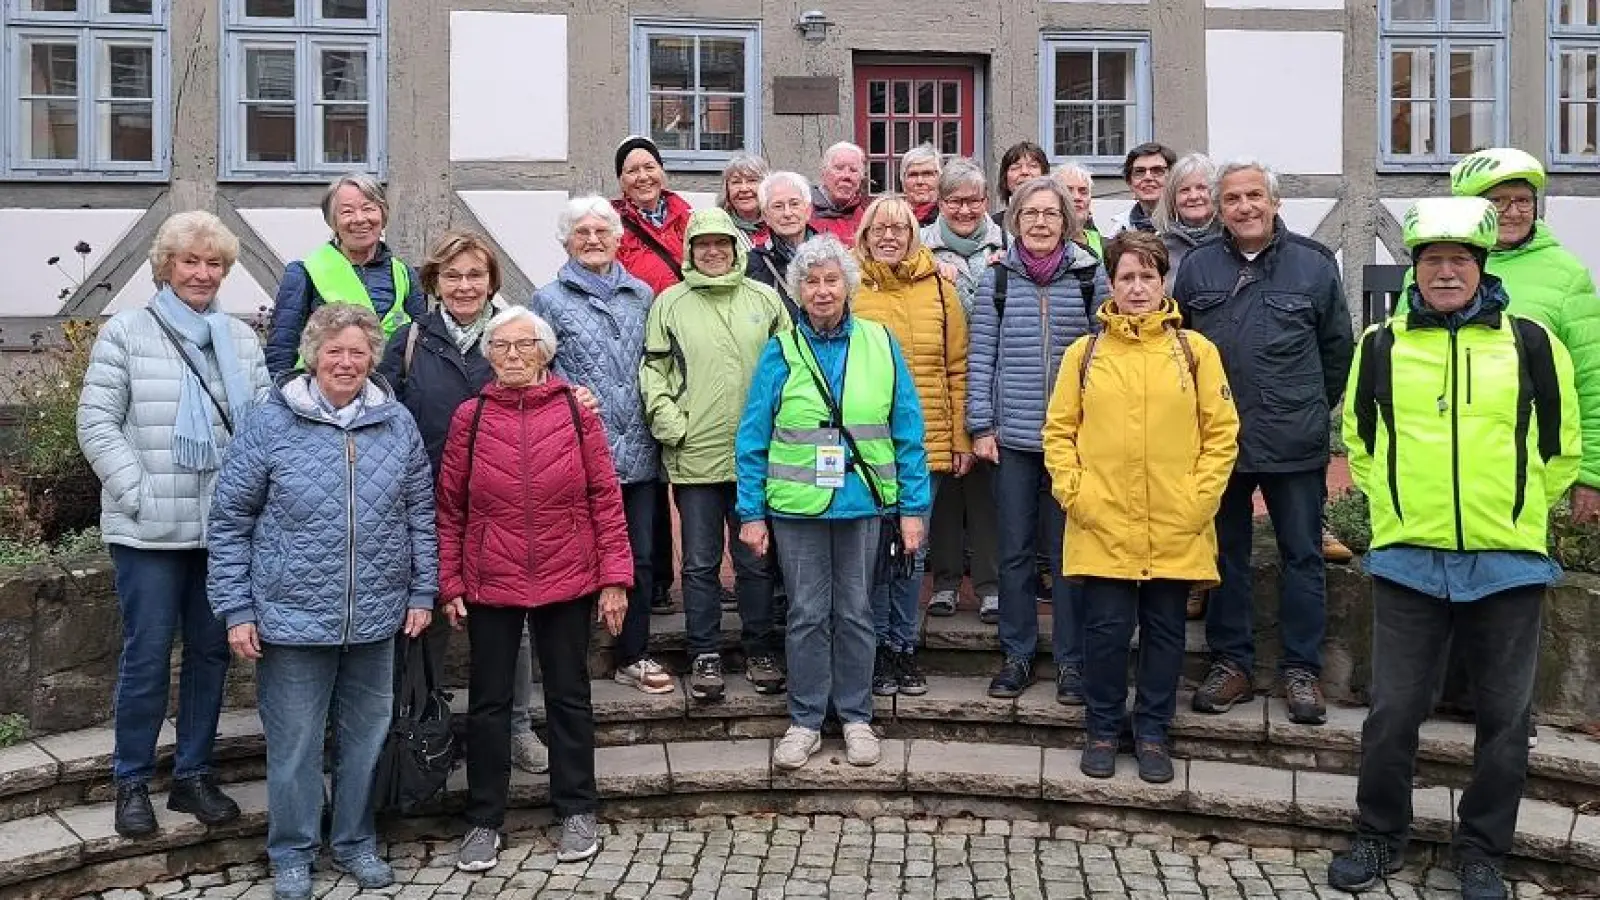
left=940, top=81, right=959, bottom=115
left=940, top=120, right=959, bottom=154
left=699, top=38, right=744, bottom=92
left=892, top=120, right=910, bottom=155
left=892, top=81, right=910, bottom=115
left=868, top=80, right=887, bottom=115
left=868, top=120, right=886, bottom=155
left=648, top=36, right=692, bottom=91
left=322, top=0, right=366, bottom=19
left=915, top=120, right=934, bottom=147
left=1053, top=51, right=1093, bottom=102
left=244, top=0, right=296, bottom=17
left=868, top=161, right=889, bottom=196
left=245, top=104, right=296, bottom=161
left=916, top=81, right=934, bottom=115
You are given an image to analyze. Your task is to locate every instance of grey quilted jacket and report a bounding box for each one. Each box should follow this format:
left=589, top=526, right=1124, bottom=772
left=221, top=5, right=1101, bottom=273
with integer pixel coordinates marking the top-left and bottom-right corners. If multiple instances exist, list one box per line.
left=530, top=265, right=660, bottom=484
left=76, top=305, right=271, bottom=550
left=206, top=374, right=439, bottom=646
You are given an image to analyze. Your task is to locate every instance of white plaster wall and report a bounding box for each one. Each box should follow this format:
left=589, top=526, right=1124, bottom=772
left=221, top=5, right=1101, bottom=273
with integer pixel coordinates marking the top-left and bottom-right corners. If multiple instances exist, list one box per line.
left=104, top=261, right=274, bottom=318
left=1205, top=31, right=1344, bottom=175
left=458, top=190, right=572, bottom=289
left=1543, top=197, right=1600, bottom=278
left=1208, top=0, right=1341, bottom=10
left=237, top=208, right=333, bottom=267
left=449, top=12, right=568, bottom=162
left=1279, top=199, right=1337, bottom=237
left=0, top=209, right=143, bottom=316
left=1093, top=199, right=1135, bottom=232
left=1375, top=238, right=1396, bottom=266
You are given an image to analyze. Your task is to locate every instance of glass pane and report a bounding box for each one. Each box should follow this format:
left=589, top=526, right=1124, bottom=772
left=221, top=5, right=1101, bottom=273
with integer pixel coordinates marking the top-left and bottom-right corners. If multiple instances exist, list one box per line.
left=244, top=0, right=295, bottom=17
left=649, top=94, right=691, bottom=151
left=916, top=81, right=934, bottom=115
left=916, top=120, right=934, bottom=147
left=28, top=0, right=77, bottom=10
left=1390, top=45, right=1434, bottom=100
left=698, top=94, right=742, bottom=152
left=1390, top=100, right=1435, bottom=155
left=1449, top=46, right=1495, bottom=100
left=1447, top=0, right=1491, bottom=25
left=322, top=0, right=365, bottom=18
left=1388, top=0, right=1436, bottom=23
left=28, top=42, right=77, bottom=96
left=1095, top=105, right=1128, bottom=157
left=699, top=37, right=744, bottom=92
left=1449, top=99, right=1496, bottom=154
left=322, top=104, right=367, bottom=163
left=245, top=104, right=296, bottom=161
left=1052, top=106, right=1094, bottom=157
left=321, top=49, right=367, bottom=101
left=107, top=0, right=152, bottom=12
left=245, top=47, right=296, bottom=102
left=892, top=81, right=910, bottom=115
left=99, top=100, right=152, bottom=161
left=940, top=120, right=959, bottom=154
left=892, top=120, right=910, bottom=155
left=868, top=80, right=886, bottom=116
left=868, top=120, right=886, bottom=155
left=1054, top=50, right=1093, bottom=102
left=868, top=161, right=889, bottom=196
left=1560, top=48, right=1599, bottom=100
left=648, top=36, right=692, bottom=92
left=940, top=81, right=959, bottom=115
left=23, top=99, right=77, bottom=159
left=1097, top=50, right=1132, bottom=102
left=1558, top=0, right=1599, bottom=26
left=102, top=44, right=152, bottom=100
left=1557, top=101, right=1598, bottom=156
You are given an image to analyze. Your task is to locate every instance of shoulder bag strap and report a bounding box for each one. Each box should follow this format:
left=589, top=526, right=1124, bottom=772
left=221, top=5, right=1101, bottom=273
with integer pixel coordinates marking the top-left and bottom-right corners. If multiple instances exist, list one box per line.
left=146, top=309, right=234, bottom=434
left=401, top=321, right=421, bottom=385
left=788, top=330, right=890, bottom=510
left=562, top=388, right=586, bottom=448
left=622, top=218, right=685, bottom=281
left=464, top=395, right=488, bottom=498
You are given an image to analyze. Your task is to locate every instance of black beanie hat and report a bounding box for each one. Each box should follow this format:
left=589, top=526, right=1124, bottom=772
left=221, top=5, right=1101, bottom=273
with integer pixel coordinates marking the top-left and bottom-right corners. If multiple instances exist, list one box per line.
left=615, top=135, right=663, bottom=177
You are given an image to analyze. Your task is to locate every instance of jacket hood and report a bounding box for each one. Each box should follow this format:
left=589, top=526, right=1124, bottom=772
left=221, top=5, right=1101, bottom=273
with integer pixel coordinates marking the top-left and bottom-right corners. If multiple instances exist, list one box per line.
left=680, top=208, right=751, bottom=291
left=274, top=372, right=399, bottom=426
left=859, top=247, right=940, bottom=291
left=999, top=239, right=1100, bottom=278
left=554, top=260, right=651, bottom=301
left=1097, top=298, right=1183, bottom=341
left=921, top=217, right=1006, bottom=253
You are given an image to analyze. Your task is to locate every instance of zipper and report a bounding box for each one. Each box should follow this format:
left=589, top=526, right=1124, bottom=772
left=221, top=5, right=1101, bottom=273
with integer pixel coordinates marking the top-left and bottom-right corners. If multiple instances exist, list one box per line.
left=519, top=393, right=538, bottom=577
left=1448, top=330, right=1465, bottom=551
left=343, top=432, right=357, bottom=645
left=1038, top=284, right=1052, bottom=400
left=1465, top=347, right=1473, bottom=405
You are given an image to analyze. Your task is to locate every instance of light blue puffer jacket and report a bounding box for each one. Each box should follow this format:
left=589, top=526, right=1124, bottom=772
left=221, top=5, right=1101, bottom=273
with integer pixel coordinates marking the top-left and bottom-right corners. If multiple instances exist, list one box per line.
left=206, top=374, right=438, bottom=646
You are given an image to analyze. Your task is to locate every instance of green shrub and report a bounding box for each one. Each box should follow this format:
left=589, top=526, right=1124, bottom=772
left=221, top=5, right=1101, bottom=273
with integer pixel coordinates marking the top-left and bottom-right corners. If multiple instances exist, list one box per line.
left=1325, top=488, right=1370, bottom=554
left=0, top=527, right=103, bottom=570
left=0, top=713, right=27, bottom=748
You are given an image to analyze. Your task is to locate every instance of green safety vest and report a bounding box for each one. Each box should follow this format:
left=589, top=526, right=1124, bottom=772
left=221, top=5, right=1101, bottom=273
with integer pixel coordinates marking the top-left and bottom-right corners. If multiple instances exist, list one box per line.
left=297, top=243, right=412, bottom=367
left=767, top=321, right=900, bottom=516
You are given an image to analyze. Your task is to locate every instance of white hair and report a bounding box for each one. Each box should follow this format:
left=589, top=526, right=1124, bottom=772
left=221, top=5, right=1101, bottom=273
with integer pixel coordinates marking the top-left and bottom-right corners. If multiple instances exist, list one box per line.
left=937, top=157, right=987, bottom=197
left=320, top=172, right=388, bottom=229
left=556, top=194, right=623, bottom=242
left=822, top=141, right=865, bottom=170
left=758, top=171, right=813, bottom=208
left=901, top=143, right=942, bottom=176
left=1052, top=162, right=1094, bottom=192
left=485, top=305, right=559, bottom=363
left=1154, top=153, right=1219, bottom=233
left=1212, top=157, right=1281, bottom=207
left=785, top=234, right=862, bottom=307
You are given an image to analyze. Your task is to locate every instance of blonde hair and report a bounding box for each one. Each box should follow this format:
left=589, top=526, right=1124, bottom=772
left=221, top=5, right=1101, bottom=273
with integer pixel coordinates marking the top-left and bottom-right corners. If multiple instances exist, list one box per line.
left=419, top=230, right=502, bottom=298
left=149, top=211, right=240, bottom=285
left=852, top=195, right=924, bottom=257
left=298, top=303, right=385, bottom=374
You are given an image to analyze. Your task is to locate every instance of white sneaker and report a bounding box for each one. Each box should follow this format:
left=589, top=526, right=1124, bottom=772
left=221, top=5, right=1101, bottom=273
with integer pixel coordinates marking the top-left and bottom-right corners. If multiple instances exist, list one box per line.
left=511, top=731, right=549, bottom=774
left=614, top=657, right=676, bottom=694
left=978, top=594, right=1000, bottom=624
left=927, top=589, right=958, bottom=617
left=772, top=726, right=821, bottom=770
left=842, top=723, right=881, bottom=766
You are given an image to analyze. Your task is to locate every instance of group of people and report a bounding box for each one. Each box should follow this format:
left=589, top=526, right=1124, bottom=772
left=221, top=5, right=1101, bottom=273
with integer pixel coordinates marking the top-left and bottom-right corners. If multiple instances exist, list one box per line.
left=73, top=129, right=1597, bottom=900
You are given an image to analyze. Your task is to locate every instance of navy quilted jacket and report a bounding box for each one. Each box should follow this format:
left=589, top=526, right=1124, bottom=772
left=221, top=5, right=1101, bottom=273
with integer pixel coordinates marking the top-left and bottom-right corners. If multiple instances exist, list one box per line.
left=967, top=243, right=1110, bottom=452
left=530, top=263, right=660, bottom=485
left=207, top=374, right=439, bottom=646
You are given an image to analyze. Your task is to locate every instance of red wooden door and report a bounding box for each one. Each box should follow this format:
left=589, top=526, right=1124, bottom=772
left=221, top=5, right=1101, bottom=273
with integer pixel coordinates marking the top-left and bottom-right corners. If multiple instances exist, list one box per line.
left=854, top=64, right=977, bottom=195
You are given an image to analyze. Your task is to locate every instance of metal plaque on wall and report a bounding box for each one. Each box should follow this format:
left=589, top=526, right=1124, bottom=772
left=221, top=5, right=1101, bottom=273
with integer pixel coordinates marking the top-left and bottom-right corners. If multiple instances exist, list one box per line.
left=773, top=76, right=840, bottom=116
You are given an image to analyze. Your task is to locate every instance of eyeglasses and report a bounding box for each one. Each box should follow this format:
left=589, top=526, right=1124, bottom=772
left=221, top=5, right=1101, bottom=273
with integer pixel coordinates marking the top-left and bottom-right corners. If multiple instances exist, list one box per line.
left=1130, top=165, right=1169, bottom=179
left=487, top=339, right=542, bottom=355
left=1018, top=208, right=1064, bottom=223
left=571, top=227, right=615, bottom=241
left=1490, top=196, right=1535, bottom=213
left=868, top=223, right=911, bottom=238
left=440, top=270, right=489, bottom=286
left=941, top=196, right=986, bottom=211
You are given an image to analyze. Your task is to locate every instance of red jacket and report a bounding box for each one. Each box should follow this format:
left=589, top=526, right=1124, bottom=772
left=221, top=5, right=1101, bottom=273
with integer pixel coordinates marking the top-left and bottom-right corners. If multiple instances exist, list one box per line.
left=808, top=187, right=868, bottom=247
left=436, top=378, right=633, bottom=608
left=613, top=192, right=693, bottom=297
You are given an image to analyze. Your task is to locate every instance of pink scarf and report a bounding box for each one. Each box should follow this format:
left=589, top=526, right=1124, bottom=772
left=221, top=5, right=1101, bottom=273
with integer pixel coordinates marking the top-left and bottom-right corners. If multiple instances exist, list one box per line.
left=1019, top=242, right=1067, bottom=285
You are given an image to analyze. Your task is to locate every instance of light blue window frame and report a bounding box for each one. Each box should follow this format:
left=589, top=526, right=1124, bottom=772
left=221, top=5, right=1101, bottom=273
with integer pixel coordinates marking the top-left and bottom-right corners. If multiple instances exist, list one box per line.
left=1550, top=0, right=1600, bottom=170
left=220, top=0, right=385, bottom=180
left=1377, top=0, right=1509, bottom=169
left=629, top=18, right=761, bottom=173
left=1037, top=33, right=1153, bottom=177
left=1, top=0, right=169, bottom=179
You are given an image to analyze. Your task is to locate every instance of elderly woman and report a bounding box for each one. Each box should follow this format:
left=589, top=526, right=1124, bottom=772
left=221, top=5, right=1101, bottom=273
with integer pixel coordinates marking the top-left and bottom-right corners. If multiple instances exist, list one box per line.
left=530, top=195, right=669, bottom=696
left=436, top=307, right=632, bottom=872
left=1054, top=162, right=1105, bottom=258
left=208, top=304, right=436, bottom=900
left=900, top=144, right=943, bottom=226
left=720, top=153, right=771, bottom=245
left=969, top=176, right=1110, bottom=702
left=1152, top=153, right=1222, bottom=290
left=735, top=234, right=931, bottom=771
left=851, top=195, right=967, bottom=696
left=77, top=211, right=270, bottom=840
left=747, top=171, right=818, bottom=319
left=992, top=141, right=1050, bottom=229
left=1042, top=232, right=1238, bottom=784
left=265, top=173, right=425, bottom=376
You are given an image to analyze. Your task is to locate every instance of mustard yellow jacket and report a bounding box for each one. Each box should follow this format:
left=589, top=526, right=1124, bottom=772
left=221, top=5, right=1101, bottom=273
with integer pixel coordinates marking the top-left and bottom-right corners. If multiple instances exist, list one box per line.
left=854, top=248, right=969, bottom=472
left=1043, top=301, right=1240, bottom=584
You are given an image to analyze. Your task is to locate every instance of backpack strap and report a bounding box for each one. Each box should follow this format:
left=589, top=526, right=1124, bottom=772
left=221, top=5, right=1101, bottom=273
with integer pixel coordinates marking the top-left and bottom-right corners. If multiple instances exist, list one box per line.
left=1173, top=327, right=1198, bottom=382
left=1072, top=267, right=1099, bottom=321
left=991, top=264, right=1009, bottom=319
left=1076, top=333, right=1104, bottom=393
left=463, top=395, right=488, bottom=498
left=562, top=388, right=586, bottom=448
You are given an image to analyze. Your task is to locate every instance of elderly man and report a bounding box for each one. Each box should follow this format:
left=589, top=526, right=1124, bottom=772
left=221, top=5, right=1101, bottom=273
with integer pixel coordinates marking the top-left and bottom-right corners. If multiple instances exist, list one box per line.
left=1329, top=197, right=1579, bottom=900
left=1173, top=158, right=1354, bottom=726
left=747, top=171, right=817, bottom=320
left=900, top=144, right=943, bottom=227
left=1053, top=162, right=1103, bottom=258
left=810, top=142, right=869, bottom=246
left=1113, top=142, right=1176, bottom=235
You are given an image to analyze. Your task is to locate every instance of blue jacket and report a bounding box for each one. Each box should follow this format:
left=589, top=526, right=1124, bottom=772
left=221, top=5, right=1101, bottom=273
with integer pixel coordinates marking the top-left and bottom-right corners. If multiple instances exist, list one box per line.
left=207, top=374, right=439, bottom=646
left=264, top=241, right=425, bottom=377
left=530, top=264, right=661, bottom=485
left=376, top=306, right=497, bottom=475
left=966, top=243, right=1109, bottom=452
left=735, top=314, right=931, bottom=522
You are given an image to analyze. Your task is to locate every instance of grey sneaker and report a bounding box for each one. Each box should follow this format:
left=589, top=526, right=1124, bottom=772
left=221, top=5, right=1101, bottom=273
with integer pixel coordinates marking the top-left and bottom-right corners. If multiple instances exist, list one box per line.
left=333, top=852, right=394, bottom=889
left=978, top=593, right=1000, bottom=624
left=690, top=653, right=725, bottom=702
left=272, top=864, right=312, bottom=900
left=455, top=826, right=501, bottom=872
left=511, top=730, right=549, bottom=774
left=557, top=813, right=600, bottom=863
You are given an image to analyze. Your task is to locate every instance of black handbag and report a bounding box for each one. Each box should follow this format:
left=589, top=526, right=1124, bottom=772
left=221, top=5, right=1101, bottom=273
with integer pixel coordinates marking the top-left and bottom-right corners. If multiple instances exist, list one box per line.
left=373, top=636, right=457, bottom=816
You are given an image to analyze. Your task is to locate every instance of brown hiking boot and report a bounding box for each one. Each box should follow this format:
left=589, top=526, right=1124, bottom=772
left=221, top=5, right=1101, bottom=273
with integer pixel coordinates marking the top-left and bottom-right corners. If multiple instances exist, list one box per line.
left=1284, top=667, right=1327, bottom=725
left=1322, top=528, right=1354, bottom=563
left=1186, top=587, right=1207, bottom=620
left=1193, top=659, right=1254, bottom=713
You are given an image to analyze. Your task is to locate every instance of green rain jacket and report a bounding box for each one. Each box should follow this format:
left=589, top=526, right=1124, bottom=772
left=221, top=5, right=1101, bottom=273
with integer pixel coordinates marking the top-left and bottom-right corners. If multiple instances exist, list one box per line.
left=640, top=208, right=792, bottom=484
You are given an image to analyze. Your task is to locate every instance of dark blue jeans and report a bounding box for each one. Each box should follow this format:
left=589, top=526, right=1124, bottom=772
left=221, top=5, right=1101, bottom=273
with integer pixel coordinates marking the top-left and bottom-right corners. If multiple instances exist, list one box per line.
left=1356, top=578, right=1542, bottom=863
left=675, top=482, right=777, bottom=659
left=1209, top=468, right=1326, bottom=675
left=109, top=544, right=230, bottom=786
left=992, top=447, right=1082, bottom=667
left=614, top=481, right=656, bottom=667
left=1081, top=577, right=1190, bottom=743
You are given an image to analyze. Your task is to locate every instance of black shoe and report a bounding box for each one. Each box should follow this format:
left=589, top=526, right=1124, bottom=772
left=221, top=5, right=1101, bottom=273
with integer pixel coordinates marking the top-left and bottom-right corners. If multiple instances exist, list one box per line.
left=872, top=646, right=899, bottom=697
left=651, top=586, right=674, bottom=614
left=1328, top=837, right=1401, bottom=893
left=745, top=654, right=787, bottom=695
left=115, top=782, right=158, bottom=837
left=720, top=586, right=738, bottom=610
left=1055, top=665, right=1085, bottom=706
left=689, top=653, right=725, bottom=702
left=1458, top=860, right=1508, bottom=900
left=167, top=775, right=241, bottom=826
left=895, top=651, right=927, bottom=696
left=1134, top=740, right=1174, bottom=784
left=987, top=655, right=1034, bottom=699
left=1079, top=739, right=1117, bottom=778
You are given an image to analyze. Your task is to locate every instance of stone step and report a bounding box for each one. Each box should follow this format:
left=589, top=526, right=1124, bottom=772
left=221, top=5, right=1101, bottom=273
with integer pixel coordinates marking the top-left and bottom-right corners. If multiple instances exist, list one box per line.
left=2, top=739, right=1596, bottom=898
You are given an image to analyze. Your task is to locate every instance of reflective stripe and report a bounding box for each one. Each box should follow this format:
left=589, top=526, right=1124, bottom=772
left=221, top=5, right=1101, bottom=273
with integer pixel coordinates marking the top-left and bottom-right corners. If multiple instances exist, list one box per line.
left=773, top=423, right=891, bottom=444
left=766, top=460, right=897, bottom=485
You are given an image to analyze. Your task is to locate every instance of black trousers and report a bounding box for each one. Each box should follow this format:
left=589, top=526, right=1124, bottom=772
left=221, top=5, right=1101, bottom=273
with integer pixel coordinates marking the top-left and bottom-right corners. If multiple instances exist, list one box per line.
left=652, top=480, right=675, bottom=595
left=465, top=598, right=597, bottom=825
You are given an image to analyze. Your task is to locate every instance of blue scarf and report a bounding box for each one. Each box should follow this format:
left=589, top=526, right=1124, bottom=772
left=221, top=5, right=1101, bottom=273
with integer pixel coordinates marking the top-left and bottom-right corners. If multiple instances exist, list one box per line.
left=562, top=258, right=627, bottom=300
left=149, top=287, right=254, bottom=472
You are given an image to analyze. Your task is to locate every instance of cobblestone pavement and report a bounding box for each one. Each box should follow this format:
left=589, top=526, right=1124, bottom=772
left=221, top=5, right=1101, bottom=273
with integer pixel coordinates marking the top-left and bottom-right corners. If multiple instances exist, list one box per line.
left=86, top=814, right=1548, bottom=900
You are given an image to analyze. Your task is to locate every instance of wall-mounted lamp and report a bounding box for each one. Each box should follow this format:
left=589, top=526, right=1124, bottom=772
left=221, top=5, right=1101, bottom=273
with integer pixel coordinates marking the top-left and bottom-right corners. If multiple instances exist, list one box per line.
left=796, top=9, right=834, bottom=42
